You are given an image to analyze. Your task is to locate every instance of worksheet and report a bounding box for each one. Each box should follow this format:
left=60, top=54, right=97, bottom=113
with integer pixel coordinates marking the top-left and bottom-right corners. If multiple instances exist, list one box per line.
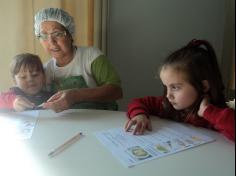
left=95, top=122, right=215, bottom=167
left=0, top=110, right=39, bottom=140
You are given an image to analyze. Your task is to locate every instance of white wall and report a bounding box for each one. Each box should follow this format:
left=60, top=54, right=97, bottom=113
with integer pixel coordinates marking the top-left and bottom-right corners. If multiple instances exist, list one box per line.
left=107, top=0, right=229, bottom=110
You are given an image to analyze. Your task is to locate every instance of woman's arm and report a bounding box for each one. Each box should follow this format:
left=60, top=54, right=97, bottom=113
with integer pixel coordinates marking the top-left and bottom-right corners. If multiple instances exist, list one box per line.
left=43, top=84, right=122, bottom=112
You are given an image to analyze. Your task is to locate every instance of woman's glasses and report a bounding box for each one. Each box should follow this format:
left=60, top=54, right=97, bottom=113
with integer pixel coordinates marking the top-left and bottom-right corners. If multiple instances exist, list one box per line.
left=37, top=31, right=66, bottom=41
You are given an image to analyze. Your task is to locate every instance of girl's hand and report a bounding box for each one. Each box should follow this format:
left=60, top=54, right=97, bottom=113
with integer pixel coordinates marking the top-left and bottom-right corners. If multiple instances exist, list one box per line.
left=198, top=95, right=210, bottom=117
left=124, top=114, right=152, bottom=135
left=43, top=89, right=76, bottom=112
left=13, top=96, right=35, bottom=112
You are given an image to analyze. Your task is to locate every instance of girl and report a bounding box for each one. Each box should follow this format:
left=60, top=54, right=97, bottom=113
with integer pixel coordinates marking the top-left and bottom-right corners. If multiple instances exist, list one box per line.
left=0, top=53, right=52, bottom=111
left=125, top=39, right=235, bottom=141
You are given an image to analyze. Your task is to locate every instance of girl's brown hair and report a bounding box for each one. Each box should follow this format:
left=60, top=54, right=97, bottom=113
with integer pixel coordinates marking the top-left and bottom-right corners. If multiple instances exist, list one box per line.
left=160, top=39, right=227, bottom=122
left=10, top=53, right=44, bottom=77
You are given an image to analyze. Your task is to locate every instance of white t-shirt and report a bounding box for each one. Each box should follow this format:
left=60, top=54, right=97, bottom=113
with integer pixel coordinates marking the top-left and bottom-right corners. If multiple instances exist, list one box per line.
left=44, top=46, right=102, bottom=89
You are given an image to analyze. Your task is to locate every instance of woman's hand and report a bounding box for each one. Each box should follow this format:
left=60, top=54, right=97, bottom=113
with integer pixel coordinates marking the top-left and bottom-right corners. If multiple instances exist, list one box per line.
left=198, top=95, right=210, bottom=117
left=13, top=96, right=35, bottom=112
left=43, top=89, right=77, bottom=112
left=124, top=114, right=152, bottom=135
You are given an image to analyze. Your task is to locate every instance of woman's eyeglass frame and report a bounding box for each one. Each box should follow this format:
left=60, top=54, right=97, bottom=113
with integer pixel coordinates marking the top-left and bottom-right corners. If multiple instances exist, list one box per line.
left=37, top=31, right=67, bottom=41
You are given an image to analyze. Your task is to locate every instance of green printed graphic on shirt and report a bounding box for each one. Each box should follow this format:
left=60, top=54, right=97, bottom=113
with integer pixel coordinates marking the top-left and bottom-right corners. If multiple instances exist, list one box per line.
left=51, top=76, right=88, bottom=92
left=50, top=75, right=118, bottom=110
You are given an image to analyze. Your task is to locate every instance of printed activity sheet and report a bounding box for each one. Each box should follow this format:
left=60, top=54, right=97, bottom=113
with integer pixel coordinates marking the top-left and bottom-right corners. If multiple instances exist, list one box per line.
left=0, top=110, right=39, bottom=140
left=95, top=122, right=215, bottom=167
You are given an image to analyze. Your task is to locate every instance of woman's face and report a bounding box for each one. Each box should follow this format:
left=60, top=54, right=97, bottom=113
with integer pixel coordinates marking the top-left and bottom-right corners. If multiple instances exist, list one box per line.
left=14, top=67, right=45, bottom=95
left=160, top=66, right=199, bottom=110
left=39, top=21, right=73, bottom=66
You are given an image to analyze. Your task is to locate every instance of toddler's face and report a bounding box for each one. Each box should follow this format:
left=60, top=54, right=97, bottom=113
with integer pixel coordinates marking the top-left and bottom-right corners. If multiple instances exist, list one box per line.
left=14, top=67, right=45, bottom=95
left=160, top=67, right=198, bottom=110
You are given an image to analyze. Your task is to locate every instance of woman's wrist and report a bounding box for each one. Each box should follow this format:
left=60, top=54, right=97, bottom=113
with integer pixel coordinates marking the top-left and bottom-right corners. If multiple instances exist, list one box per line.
left=69, top=89, right=81, bottom=104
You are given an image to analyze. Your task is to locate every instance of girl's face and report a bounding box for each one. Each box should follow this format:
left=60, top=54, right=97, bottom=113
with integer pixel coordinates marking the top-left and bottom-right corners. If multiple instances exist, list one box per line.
left=14, top=67, right=45, bottom=95
left=39, top=21, right=73, bottom=66
left=160, top=66, right=199, bottom=110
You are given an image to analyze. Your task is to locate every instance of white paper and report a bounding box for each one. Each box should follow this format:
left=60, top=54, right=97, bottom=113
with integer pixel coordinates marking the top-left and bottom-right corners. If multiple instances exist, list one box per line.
left=95, top=122, right=215, bottom=167
left=0, top=110, right=39, bottom=140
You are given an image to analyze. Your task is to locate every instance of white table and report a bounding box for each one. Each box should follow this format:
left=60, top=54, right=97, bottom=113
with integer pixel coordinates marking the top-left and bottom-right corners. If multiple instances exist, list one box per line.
left=0, top=109, right=235, bottom=176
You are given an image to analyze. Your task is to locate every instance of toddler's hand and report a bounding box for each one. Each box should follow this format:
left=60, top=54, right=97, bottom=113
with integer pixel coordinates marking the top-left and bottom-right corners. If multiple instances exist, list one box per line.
left=13, top=96, right=35, bottom=112
left=198, top=95, right=210, bottom=117
left=124, top=114, right=152, bottom=135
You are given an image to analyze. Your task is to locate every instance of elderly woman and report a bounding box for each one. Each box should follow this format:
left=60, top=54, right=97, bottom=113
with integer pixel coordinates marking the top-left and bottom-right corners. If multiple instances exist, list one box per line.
left=34, top=8, right=122, bottom=112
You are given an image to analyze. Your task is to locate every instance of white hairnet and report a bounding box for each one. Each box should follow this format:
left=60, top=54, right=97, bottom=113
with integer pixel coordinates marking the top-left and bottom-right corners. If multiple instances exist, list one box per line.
left=34, top=8, right=75, bottom=37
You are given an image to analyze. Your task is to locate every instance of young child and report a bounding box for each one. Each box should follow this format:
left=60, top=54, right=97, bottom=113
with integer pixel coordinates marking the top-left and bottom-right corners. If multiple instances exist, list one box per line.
left=125, top=39, right=235, bottom=141
left=0, top=53, right=52, bottom=111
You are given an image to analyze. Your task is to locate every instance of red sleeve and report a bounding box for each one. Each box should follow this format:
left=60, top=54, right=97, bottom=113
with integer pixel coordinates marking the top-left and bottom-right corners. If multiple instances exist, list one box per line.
left=0, top=90, right=17, bottom=110
left=203, top=104, right=235, bottom=141
left=127, top=96, right=164, bottom=119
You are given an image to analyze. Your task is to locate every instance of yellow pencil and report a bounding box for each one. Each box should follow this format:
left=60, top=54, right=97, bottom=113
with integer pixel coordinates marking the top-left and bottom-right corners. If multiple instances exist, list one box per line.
left=48, top=132, right=83, bottom=157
